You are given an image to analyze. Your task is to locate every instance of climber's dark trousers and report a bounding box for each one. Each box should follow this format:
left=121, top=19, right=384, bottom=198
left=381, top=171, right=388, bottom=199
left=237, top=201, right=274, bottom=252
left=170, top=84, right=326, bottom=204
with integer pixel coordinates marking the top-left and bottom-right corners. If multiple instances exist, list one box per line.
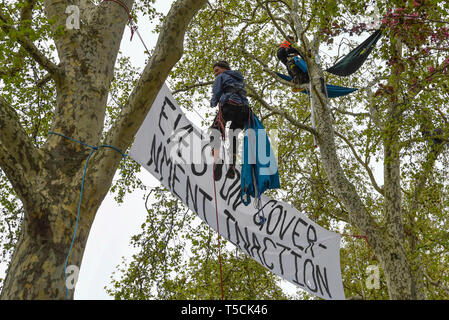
left=210, top=102, right=250, bottom=165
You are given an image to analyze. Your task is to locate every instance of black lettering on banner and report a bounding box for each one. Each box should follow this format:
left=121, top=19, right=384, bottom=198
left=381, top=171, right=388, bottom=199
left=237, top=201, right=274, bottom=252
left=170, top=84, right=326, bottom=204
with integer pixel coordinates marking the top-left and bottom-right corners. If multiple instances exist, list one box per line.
left=164, top=96, right=177, bottom=111
left=230, top=185, right=243, bottom=211
left=261, top=237, right=276, bottom=270
left=167, top=123, right=193, bottom=145
left=223, top=209, right=236, bottom=240
left=305, top=225, right=317, bottom=258
left=276, top=242, right=291, bottom=276
left=191, top=140, right=209, bottom=177
left=292, top=217, right=308, bottom=251
left=235, top=222, right=251, bottom=255
left=158, top=101, right=169, bottom=136
left=191, top=162, right=207, bottom=177
left=279, top=209, right=296, bottom=241
left=316, top=265, right=332, bottom=298
left=220, top=173, right=243, bottom=211
left=250, top=232, right=263, bottom=264
left=220, top=174, right=240, bottom=202
left=290, top=250, right=304, bottom=287
left=172, top=164, right=185, bottom=200
left=198, top=187, right=213, bottom=224
left=304, top=259, right=318, bottom=293
left=146, top=134, right=159, bottom=171
left=266, top=204, right=283, bottom=235
left=173, top=113, right=182, bottom=130
left=159, top=145, right=173, bottom=185
left=186, top=176, right=198, bottom=213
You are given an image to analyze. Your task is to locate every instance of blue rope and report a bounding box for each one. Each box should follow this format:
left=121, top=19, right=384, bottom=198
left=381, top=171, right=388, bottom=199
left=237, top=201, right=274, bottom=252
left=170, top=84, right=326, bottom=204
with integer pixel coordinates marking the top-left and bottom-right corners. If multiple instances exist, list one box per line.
left=48, top=131, right=128, bottom=299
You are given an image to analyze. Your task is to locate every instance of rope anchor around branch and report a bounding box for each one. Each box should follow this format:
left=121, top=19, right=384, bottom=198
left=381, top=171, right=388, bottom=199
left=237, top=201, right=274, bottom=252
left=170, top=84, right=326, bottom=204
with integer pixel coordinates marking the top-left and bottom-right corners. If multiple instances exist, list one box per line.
left=48, top=131, right=128, bottom=299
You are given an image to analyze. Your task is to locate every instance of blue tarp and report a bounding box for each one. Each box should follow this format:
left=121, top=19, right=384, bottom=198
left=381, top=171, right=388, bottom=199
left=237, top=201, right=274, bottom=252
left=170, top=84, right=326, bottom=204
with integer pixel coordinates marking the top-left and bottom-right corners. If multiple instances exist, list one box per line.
left=276, top=56, right=358, bottom=98
left=240, top=111, right=280, bottom=206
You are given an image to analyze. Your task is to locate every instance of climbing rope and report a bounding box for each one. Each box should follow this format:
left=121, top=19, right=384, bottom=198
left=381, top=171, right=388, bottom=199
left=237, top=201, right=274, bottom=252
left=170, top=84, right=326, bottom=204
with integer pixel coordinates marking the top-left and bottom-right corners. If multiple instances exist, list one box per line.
left=219, top=0, right=227, bottom=60
left=103, top=0, right=150, bottom=53
left=210, top=0, right=231, bottom=300
left=342, top=233, right=371, bottom=261
left=48, top=131, right=127, bottom=300
left=212, top=166, right=225, bottom=300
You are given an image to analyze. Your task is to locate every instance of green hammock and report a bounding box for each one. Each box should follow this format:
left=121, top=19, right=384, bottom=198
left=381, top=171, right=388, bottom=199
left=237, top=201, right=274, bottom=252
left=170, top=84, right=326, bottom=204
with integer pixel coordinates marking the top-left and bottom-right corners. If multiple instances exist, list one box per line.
left=326, top=29, right=383, bottom=77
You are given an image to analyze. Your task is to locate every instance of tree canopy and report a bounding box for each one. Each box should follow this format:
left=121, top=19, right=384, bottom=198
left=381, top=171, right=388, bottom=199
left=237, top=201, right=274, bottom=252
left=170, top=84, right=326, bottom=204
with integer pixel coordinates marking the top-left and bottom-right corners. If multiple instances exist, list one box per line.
left=109, top=0, right=449, bottom=300
left=1, top=0, right=449, bottom=300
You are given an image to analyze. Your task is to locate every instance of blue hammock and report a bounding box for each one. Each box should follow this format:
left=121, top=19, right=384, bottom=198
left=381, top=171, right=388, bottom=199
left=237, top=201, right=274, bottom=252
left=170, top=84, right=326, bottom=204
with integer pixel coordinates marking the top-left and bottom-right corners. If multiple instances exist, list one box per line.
left=277, top=56, right=358, bottom=98
left=240, top=111, right=280, bottom=207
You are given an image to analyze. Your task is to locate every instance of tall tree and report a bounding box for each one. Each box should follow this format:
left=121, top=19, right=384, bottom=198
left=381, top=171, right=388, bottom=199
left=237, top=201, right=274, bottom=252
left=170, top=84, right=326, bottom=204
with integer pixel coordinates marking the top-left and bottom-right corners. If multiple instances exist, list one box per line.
left=0, top=0, right=207, bottom=299
left=112, top=0, right=448, bottom=299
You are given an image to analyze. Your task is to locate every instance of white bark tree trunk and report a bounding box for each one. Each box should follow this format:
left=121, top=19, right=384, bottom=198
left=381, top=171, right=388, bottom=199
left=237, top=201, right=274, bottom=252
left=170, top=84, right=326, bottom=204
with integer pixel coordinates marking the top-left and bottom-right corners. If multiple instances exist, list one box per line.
left=290, top=0, right=418, bottom=299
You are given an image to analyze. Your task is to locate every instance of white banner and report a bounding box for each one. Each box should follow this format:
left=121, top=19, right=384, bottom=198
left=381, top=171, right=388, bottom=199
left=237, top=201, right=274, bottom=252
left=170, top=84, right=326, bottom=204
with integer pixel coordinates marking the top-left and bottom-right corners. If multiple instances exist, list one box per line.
left=129, top=84, right=345, bottom=300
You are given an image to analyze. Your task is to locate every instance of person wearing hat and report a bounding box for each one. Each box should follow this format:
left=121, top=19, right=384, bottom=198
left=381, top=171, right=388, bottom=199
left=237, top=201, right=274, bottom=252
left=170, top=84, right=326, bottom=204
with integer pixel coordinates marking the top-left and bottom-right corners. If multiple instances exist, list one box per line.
left=209, top=60, right=250, bottom=181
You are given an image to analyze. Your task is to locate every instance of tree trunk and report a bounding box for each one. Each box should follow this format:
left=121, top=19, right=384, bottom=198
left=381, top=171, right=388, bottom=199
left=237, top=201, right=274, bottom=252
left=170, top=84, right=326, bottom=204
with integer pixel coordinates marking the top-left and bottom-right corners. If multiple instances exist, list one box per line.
left=0, top=151, right=111, bottom=299
left=303, top=46, right=417, bottom=299
left=0, top=0, right=207, bottom=299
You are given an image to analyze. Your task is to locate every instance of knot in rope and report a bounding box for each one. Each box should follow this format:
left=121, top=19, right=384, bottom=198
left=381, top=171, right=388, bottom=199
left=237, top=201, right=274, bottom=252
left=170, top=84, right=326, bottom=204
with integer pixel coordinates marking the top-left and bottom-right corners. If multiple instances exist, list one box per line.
left=48, top=131, right=128, bottom=300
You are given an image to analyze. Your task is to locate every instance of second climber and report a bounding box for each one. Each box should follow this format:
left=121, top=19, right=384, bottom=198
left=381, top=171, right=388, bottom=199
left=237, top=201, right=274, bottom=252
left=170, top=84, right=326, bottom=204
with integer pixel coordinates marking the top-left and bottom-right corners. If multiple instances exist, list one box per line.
left=277, top=35, right=309, bottom=86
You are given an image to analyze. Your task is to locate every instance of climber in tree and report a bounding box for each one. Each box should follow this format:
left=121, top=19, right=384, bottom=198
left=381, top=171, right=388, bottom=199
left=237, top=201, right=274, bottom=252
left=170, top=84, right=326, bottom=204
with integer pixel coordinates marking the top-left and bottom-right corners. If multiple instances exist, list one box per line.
left=209, top=60, right=250, bottom=181
left=277, top=35, right=309, bottom=85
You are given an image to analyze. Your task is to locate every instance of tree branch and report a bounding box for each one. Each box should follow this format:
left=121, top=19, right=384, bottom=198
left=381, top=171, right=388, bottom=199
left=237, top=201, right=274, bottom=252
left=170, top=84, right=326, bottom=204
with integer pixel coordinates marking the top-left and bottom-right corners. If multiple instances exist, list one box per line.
left=334, top=130, right=384, bottom=195
left=0, top=96, right=43, bottom=204
left=95, top=0, right=207, bottom=175
left=19, top=0, right=38, bottom=26
left=172, top=81, right=214, bottom=95
left=0, top=10, right=60, bottom=77
left=290, top=0, right=380, bottom=253
left=423, top=270, right=449, bottom=295
left=246, top=83, right=318, bottom=136
left=257, top=0, right=296, bottom=46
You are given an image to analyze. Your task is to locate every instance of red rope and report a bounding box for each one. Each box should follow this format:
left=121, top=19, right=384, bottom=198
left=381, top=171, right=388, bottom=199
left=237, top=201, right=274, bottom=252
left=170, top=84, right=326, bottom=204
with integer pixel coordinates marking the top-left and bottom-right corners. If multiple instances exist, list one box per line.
left=219, top=0, right=226, bottom=60
left=342, top=233, right=370, bottom=248
left=105, top=0, right=224, bottom=300
left=213, top=104, right=227, bottom=140
left=342, top=233, right=372, bottom=262
left=213, top=0, right=228, bottom=297
left=212, top=164, right=225, bottom=300
left=103, top=0, right=132, bottom=21
left=102, top=0, right=150, bottom=53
